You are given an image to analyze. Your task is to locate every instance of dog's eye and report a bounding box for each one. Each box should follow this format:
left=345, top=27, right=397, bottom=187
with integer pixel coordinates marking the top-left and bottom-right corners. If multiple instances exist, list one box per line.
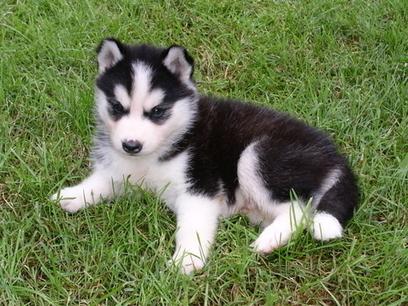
left=149, top=106, right=166, bottom=119
left=112, top=103, right=124, bottom=114
left=110, top=100, right=125, bottom=115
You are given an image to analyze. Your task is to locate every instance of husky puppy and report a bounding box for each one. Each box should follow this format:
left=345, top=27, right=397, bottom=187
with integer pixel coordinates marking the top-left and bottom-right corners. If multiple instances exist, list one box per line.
left=52, top=38, right=358, bottom=274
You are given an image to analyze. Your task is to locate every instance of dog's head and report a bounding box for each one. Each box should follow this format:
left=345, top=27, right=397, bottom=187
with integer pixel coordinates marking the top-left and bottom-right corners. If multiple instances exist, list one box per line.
left=95, top=38, right=198, bottom=157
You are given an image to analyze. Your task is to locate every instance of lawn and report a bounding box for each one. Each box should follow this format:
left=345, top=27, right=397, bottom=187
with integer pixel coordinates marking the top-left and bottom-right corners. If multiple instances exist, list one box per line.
left=1, top=0, right=407, bottom=304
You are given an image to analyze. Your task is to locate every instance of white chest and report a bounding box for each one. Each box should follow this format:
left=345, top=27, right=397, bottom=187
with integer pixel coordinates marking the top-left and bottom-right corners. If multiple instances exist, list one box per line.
left=144, top=152, right=189, bottom=208
left=112, top=151, right=190, bottom=210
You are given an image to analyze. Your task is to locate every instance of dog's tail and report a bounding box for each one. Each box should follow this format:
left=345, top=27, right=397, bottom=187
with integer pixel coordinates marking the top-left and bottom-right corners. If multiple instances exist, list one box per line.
left=312, top=166, right=359, bottom=241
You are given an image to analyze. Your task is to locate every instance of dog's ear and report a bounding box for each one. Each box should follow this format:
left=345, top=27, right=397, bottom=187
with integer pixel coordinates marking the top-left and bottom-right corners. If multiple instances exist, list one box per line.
left=162, top=46, right=194, bottom=82
left=97, top=38, right=125, bottom=73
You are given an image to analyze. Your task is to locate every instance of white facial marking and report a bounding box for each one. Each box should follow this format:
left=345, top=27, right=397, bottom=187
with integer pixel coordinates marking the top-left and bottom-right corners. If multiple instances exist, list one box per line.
left=107, top=62, right=153, bottom=154
left=113, top=84, right=131, bottom=108
left=131, top=62, right=152, bottom=113
left=144, top=88, right=165, bottom=110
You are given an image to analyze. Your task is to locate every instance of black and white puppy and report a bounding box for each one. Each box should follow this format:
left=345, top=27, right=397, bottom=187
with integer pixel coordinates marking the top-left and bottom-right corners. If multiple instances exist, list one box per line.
left=52, top=38, right=359, bottom=274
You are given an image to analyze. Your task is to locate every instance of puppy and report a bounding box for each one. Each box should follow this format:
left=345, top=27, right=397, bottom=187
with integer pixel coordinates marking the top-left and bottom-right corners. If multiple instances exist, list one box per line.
left=52, top=38, right=359, bottom=274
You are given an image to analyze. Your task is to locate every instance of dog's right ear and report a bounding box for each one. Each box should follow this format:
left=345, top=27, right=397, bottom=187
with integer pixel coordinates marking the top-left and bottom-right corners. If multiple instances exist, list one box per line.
left=96, top=38, right=125, bottom=73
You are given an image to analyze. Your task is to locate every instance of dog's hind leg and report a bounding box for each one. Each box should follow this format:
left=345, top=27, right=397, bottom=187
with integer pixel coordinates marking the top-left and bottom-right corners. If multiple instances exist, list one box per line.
left=238, top=142, right=307, bottom=253
left=251, top=201, right=305, bottom=253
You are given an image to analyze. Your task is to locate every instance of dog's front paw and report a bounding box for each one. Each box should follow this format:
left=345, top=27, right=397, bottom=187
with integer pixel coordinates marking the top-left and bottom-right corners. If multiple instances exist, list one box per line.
left=50, top=187, right=87, bottom=213
left=170, top=250, right=205, bottom=275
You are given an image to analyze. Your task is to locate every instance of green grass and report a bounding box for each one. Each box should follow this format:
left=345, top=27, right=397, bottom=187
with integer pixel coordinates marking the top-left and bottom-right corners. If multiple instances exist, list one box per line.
left=1, top=0, right=407, bottom=304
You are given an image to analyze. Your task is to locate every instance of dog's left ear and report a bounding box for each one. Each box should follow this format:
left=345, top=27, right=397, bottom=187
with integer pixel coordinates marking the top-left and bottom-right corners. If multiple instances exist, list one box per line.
left=162, top=46, right=194, bottom=82
left=97, top=38, right=125, bottom=73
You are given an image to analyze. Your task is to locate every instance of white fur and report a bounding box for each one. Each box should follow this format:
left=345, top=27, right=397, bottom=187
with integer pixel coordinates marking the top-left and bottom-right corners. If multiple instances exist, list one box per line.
left=171, top=193, right=220, bottom=274
left=143, top=151, right=190, bottom=209
left=143, top=88, right=165, bottom=110
left=114, top=85, right=131, bottom=108
left=50, top=169, right=121, bottom=213
left=237, top=142, right=272, bottom=212
left=52, top=149, right=187, bottom=207
left=131, top=62, right=153, bottom=110
left=95, top=87, right=112, bottom=128
left=251, top=202, right=306, bottom=253
left=312, top=212, right=343, bottom=241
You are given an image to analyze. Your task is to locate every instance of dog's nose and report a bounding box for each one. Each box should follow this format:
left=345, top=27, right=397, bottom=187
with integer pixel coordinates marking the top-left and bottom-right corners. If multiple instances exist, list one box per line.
left=122, top=140, right=143, bottom=154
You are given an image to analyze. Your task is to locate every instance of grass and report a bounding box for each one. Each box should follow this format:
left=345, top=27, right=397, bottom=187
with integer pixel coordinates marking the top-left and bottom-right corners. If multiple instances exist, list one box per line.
left=1, top=0, right=407, bottom=304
